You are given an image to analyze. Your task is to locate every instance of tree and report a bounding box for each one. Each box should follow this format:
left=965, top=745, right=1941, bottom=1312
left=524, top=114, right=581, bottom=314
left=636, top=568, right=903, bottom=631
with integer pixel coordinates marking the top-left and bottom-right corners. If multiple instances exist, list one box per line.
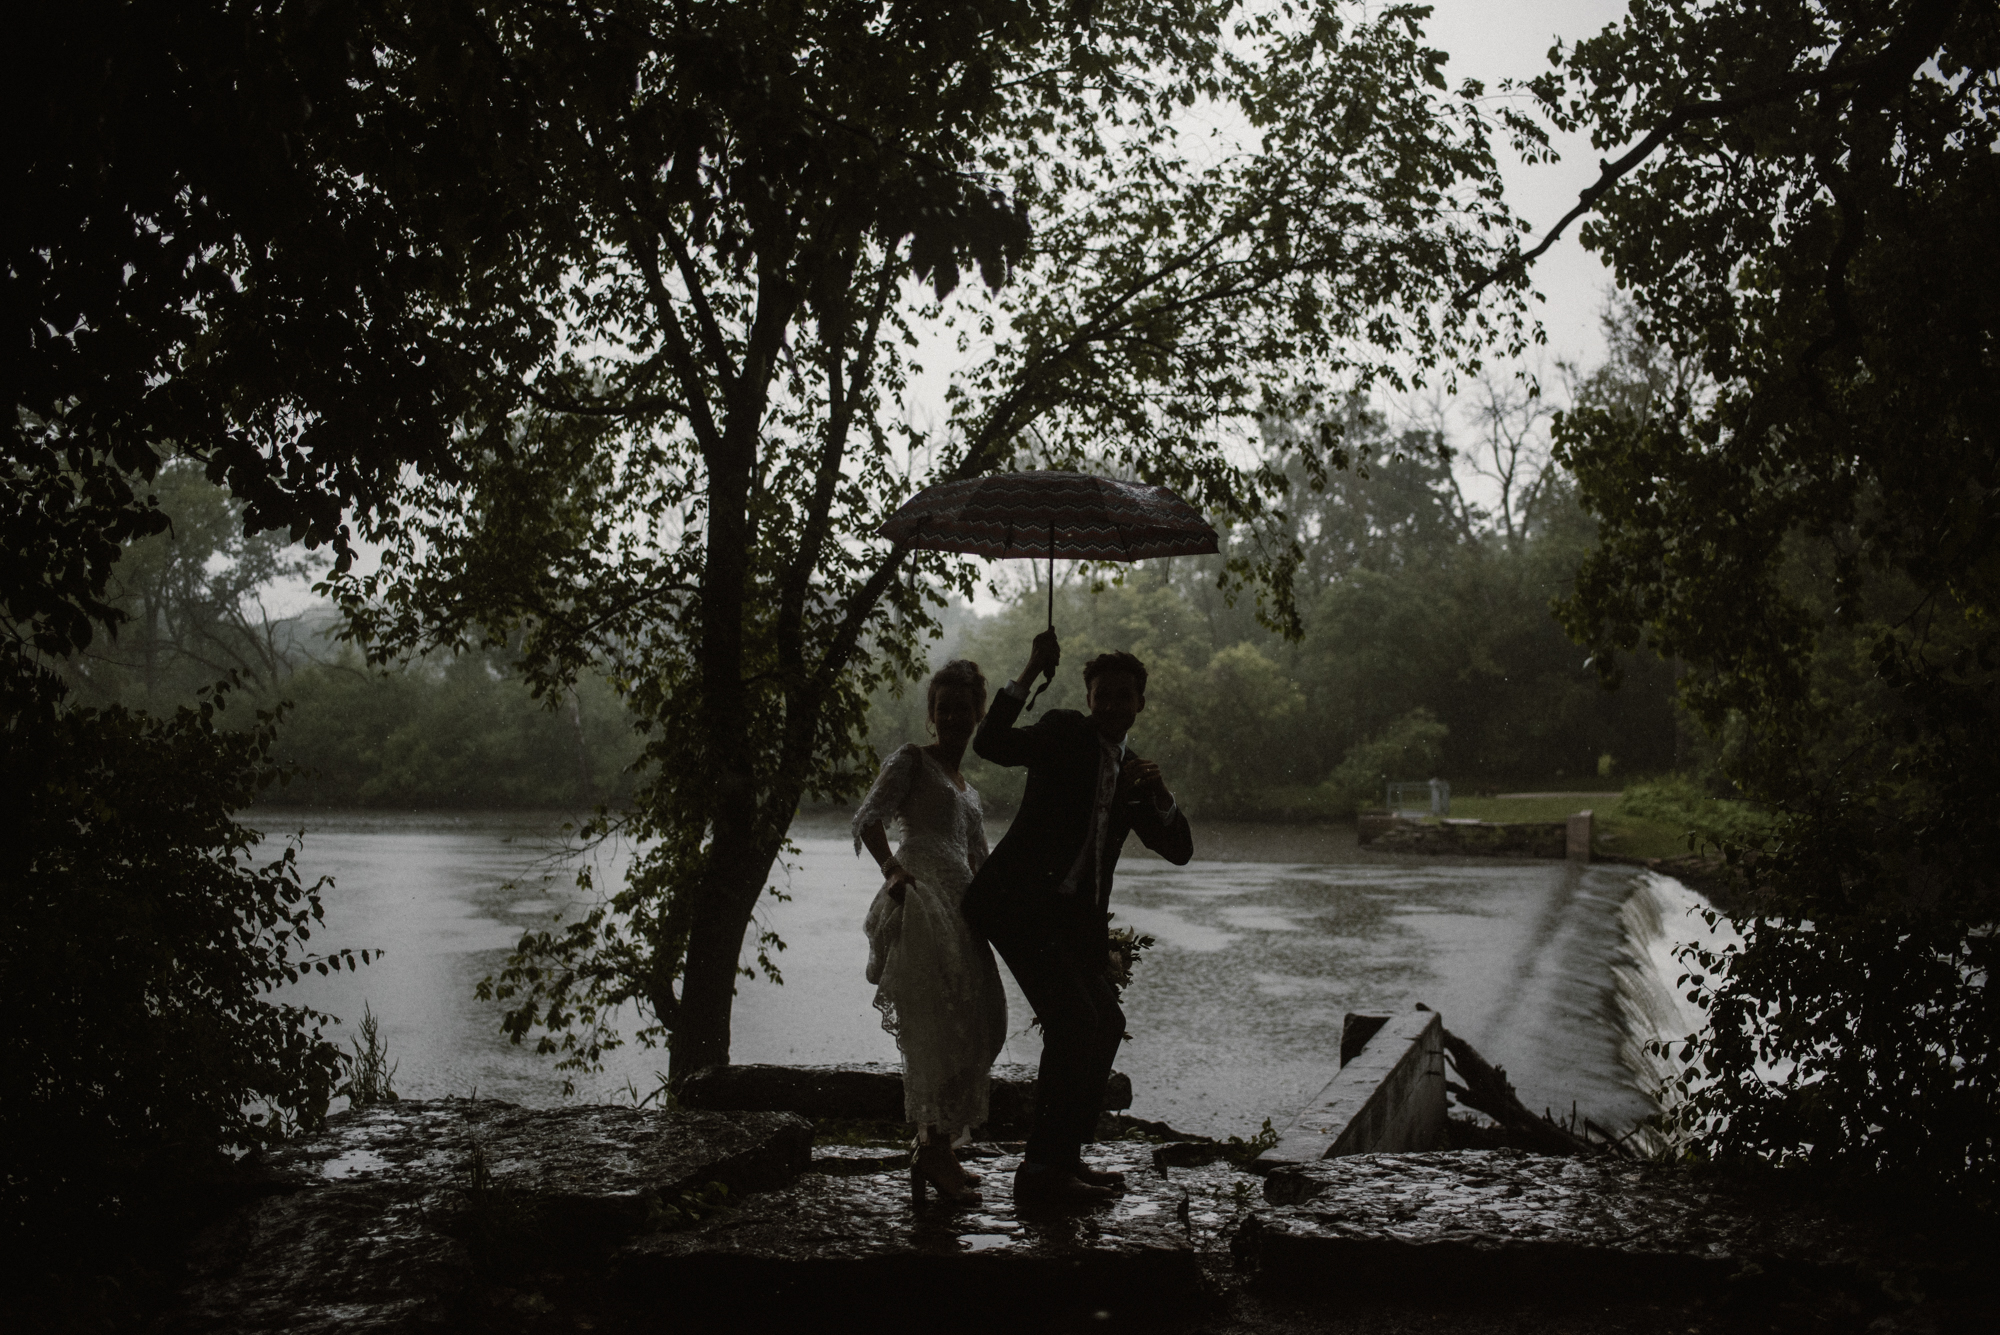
left=7, top=2, right=530, bottom=663
left=331, top=0, right=1546, bottom=1077
left=6, top=2, right=523, bottom=1234
left=1524, top=0, right=1999, bottom=1195
left=59, top=461, right=318, bottom=707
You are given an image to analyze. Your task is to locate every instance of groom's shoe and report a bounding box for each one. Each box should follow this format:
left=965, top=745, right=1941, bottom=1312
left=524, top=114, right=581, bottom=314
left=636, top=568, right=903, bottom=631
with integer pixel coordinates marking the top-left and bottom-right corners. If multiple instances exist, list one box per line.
left=1012, top=1161, right=1115, bottom=1210
left=1070, top=1161, right=1127, bottom=1191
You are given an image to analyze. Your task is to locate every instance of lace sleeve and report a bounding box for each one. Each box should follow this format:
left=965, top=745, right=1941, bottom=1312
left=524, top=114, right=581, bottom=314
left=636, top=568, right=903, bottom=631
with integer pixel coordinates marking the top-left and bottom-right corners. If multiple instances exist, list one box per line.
left=852, top=743, right=923, bottom=853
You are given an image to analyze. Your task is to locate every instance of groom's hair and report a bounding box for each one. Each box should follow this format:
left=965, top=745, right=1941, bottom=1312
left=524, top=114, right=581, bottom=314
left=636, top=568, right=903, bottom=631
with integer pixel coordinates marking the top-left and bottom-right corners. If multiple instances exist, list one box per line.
left=1083, top=650, right=1147, bottom=696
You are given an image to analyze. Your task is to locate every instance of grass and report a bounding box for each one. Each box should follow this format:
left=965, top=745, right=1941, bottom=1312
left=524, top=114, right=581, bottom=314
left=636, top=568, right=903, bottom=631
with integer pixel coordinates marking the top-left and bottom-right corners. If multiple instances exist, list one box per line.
left=1444, top=792, right=1713, bottom=862
left=1204, top=776, right=1762, bottom=865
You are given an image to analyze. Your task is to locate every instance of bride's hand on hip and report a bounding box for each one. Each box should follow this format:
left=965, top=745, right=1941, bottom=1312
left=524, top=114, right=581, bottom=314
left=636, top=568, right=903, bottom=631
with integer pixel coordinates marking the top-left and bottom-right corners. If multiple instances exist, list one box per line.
left=882, top=862, right=916, bottom=903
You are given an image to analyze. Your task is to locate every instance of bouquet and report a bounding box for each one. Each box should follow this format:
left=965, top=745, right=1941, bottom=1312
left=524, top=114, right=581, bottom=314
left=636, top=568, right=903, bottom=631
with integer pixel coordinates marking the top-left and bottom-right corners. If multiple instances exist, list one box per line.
left=1105, top=916, right=1157, bottom=998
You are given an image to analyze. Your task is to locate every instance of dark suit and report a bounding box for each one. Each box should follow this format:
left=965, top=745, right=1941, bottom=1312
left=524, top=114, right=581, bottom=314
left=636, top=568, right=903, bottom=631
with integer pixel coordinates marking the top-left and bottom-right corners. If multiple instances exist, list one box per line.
left=962, top=685, right=1194, bottom=1166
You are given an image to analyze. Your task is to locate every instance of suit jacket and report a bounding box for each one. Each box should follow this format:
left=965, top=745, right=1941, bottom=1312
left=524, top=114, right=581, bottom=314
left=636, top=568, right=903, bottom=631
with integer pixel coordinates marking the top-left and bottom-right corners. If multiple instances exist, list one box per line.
left=961, top=685, right=1194, bottom=948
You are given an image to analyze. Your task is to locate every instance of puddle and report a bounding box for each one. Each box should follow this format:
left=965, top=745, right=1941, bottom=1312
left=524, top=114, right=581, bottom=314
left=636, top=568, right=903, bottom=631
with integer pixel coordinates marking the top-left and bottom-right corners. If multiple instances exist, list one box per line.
left=959, top=1233, right=1015, bottom=1250
left=1218, top=906, right=1306, bottom=932
left=1107, top=904, right=1238, bottom=953
left=321, top=1149, right=391, bottom=1179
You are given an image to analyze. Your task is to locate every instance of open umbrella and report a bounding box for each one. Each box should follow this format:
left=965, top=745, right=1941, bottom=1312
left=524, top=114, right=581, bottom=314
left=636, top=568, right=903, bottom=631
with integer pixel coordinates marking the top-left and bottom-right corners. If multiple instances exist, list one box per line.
left=880, top=469, right=1220, bottom=699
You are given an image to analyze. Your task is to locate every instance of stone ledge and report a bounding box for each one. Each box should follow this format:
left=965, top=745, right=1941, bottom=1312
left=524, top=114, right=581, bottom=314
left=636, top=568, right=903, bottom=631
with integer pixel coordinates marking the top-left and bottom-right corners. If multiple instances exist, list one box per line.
left=618, top=1141, right=1209, bottom=1318
left=1358, top=813, right=1568, bottom=858
left=674, top=1060, right=1132, bottom=1129
left=1240, top=1149, right=1883, bottom=1296
left=168, top=1103, right=1989, bottom=1333
left=256, top=1099, right=813, bottom=1205
left=174, top=1101, right=811, bottom=1335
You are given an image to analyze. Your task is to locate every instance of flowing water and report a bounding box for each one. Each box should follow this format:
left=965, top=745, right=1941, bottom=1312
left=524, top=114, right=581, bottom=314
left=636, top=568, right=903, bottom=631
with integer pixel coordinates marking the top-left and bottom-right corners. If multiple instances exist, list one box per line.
left=254, top=808, right=1713, bottom=1142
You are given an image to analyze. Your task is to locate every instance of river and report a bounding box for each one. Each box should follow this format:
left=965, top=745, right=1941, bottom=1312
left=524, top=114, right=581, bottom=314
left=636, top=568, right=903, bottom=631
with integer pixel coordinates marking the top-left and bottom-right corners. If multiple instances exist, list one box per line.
left=253, top=808, right=1688, bottom=1141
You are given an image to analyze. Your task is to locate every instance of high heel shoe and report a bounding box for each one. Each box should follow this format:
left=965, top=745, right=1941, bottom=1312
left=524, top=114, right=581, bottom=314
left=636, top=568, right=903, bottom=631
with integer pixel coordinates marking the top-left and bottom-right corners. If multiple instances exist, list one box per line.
left=910, top=1140, right=981, bottom=1208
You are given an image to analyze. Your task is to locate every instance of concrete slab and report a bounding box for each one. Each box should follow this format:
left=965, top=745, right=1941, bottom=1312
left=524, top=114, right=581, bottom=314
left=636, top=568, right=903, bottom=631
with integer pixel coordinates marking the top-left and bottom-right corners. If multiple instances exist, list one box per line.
left=1261, top=1010, right=1445, bottom=1165
left=1239, top=1149, right=1880, bottom=1297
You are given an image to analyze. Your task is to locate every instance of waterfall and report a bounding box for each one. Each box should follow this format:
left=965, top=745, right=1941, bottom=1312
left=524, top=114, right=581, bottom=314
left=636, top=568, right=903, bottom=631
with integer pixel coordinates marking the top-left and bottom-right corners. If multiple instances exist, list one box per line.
left=1610, top=872, right=1740, bottom=1154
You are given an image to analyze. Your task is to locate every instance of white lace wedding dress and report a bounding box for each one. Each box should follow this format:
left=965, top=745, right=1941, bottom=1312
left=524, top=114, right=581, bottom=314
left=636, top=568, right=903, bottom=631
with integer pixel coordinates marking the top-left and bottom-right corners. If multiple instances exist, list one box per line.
left=854, top=743, right=1009, bottom=1136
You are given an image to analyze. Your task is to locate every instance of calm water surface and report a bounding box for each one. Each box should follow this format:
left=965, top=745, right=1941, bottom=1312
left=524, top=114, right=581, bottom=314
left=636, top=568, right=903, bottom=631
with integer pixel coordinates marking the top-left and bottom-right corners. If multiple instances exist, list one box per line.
left=252, top=808, right=1654, bottom=1140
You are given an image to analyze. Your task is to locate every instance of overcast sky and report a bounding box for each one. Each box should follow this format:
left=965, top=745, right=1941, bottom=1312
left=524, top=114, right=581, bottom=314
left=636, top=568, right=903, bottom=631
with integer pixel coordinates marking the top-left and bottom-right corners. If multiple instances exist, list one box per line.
left=1425, top=0, right=1633, bottom=370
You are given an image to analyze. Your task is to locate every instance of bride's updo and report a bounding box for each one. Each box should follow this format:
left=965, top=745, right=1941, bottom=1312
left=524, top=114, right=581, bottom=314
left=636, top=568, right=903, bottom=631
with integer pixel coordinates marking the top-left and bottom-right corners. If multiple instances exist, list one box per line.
left=927, top=659, right=987, bottom=719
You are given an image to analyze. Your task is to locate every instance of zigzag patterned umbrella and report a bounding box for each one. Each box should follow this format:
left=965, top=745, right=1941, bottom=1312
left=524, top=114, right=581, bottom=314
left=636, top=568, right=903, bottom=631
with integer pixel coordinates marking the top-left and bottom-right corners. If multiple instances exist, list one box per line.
left=880, top=469, right=1219, bottom=640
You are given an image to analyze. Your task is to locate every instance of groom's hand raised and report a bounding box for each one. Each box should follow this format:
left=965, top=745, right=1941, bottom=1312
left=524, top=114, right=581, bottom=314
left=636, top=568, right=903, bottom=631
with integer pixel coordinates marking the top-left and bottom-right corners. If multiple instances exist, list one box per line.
left=1015, top=629, right=1061, bottom=689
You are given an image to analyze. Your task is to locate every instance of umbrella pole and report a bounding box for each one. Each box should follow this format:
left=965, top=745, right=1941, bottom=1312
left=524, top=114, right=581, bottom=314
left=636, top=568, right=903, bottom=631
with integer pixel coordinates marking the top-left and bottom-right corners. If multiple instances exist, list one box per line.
left=1047, top=518, right=1055, bottom=632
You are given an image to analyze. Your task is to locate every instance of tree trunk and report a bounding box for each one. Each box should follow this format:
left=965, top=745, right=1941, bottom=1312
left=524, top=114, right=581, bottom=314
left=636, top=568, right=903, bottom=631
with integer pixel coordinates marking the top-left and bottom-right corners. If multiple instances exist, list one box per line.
left=666, top=815, right=797, bottom=1079
left=669, top=902, right=749, bottom=1077
left=568, top=688, right=594, bottom=805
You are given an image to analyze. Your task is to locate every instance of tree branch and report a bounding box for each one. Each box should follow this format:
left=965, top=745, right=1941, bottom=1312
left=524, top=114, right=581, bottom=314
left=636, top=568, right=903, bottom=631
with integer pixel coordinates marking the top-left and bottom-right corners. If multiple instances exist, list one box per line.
left=1466, top=0, right=1965, bottom=301
left=629, top=226, right=728, bottom=460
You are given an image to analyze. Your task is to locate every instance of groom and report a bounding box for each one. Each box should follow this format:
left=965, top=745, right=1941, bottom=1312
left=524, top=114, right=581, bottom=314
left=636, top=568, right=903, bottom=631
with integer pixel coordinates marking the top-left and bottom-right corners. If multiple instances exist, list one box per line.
left=962, top=629, right=1193, bottom=1208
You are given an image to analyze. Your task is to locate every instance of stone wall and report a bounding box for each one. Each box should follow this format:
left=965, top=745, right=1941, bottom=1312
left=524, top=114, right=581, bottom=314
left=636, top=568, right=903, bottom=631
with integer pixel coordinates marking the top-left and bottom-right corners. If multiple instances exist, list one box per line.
left=1358, top=812, right=1568, bottom=857
left=1260, top=1010, right=1446, bottom=1165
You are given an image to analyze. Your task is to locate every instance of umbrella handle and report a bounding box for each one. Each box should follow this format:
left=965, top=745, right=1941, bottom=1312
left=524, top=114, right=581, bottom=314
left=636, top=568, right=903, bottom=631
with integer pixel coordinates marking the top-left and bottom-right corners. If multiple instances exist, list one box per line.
left=1029, top=519, right=1055, bottom=710
left=1048, top=519, right=1055, bottom=632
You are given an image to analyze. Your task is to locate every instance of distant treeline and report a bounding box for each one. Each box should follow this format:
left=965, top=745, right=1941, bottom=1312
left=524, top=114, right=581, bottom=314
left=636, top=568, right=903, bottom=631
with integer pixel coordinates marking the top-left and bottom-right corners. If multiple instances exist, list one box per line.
left=68, top=404, right=1684, bottom=817
left=56, top=462, right=642, bottom=809
left=264, top=652, right=642, bottom=808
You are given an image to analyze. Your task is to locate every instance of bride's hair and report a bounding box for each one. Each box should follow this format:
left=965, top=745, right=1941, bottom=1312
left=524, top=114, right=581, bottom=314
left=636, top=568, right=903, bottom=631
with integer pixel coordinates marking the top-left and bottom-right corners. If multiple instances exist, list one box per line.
left=927, top=659, right=988, bottom=719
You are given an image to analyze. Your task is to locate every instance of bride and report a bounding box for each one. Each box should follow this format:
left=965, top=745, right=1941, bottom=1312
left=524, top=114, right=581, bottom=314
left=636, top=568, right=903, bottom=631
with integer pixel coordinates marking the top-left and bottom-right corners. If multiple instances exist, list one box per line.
left=854, top=659, right=1009, bottom=1206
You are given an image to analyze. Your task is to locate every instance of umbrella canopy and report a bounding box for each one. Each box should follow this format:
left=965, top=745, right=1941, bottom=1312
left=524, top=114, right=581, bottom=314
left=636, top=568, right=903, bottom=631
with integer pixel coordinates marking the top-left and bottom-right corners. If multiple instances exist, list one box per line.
left=880, top=470, right=1220, bottom=565
left=882, top=473, right=1218, bottom=712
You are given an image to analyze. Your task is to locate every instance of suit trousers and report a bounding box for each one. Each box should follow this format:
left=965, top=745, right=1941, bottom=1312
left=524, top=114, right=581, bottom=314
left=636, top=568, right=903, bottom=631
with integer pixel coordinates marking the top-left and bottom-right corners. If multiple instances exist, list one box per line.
left=987, top=925, right=1124, bottom=1167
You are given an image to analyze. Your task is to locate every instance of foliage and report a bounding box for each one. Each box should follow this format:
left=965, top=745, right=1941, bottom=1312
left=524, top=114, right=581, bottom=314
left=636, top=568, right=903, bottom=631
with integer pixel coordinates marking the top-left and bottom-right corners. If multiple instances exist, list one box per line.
left=9, top=2, right=509, bottom=664
left=0, top=664, right=357, bottom=1236
left=333, top=0, right=1547, bottom=1077
left=1220, top=1117, right=1282, bottom=1167
left=9, top=2, right=519, bottom=1238
left=44, top=461, right=640, bottom=811
left=337, top=1002, right=400, bottom=1110
left=1532, top=0, right=2000, bottom=1197
left=1324, top=708, right=1450, bottom=816
left=1104, top=921, right=1158, bottom=998
left=270, top=649, right=641, bottom=810
left=58, top=459, right=319, bottom=709
left=1617, top=776, right=1773, bottom=856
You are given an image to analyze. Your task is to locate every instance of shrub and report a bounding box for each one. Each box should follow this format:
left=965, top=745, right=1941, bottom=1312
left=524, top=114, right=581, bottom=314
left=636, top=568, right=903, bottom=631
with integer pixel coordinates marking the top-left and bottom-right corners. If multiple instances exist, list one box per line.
left=1, top=666, right=359, bottom=1238
left=1322, top=708, right=1449, bottom=818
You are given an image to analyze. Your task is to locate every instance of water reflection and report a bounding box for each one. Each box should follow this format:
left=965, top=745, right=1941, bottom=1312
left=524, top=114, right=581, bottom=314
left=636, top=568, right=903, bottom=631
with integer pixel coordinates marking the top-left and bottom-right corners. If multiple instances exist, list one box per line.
left=253, top=808, right=1653, bottom=1141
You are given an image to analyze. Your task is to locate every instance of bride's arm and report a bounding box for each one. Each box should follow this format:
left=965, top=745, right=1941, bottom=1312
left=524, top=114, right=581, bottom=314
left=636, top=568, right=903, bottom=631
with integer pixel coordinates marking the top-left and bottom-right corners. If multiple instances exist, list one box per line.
left=852, top=745, right=921, bottom=902
left=859, top=820, right=915, bottom=902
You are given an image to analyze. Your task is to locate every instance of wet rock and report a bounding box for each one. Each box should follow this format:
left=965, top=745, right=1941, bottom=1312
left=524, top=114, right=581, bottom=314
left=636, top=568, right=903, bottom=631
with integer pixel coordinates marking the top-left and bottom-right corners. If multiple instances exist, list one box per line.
left=810, top=1143, right=912, bottom=1176
left=618, top=1140, right=1210, bottom=1322
left=1238, top=1150, right=1877, bottom=1297
left=259, top=1099, right=812, bottom=1205
left=174, top=1100, right=811, bottom=1334
left=675, top=1060, right=1132, bottom=1130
